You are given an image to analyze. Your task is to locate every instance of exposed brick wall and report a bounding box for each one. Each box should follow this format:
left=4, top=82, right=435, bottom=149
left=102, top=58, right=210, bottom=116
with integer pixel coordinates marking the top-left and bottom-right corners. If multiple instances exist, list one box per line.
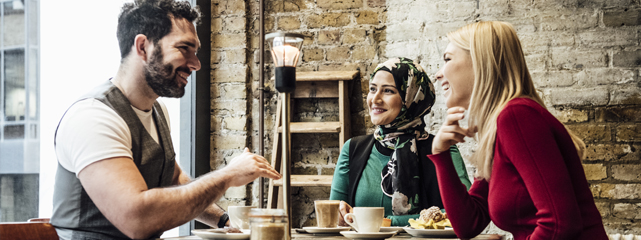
left=210, top=0, right=252, bottom=209
left=386, top=0, right=641, bottom=236
left=209, top=0, right=386, bottom=226
left=248, top=0, right=388, bottom=227
left=209, top=0, right=641, bottom=234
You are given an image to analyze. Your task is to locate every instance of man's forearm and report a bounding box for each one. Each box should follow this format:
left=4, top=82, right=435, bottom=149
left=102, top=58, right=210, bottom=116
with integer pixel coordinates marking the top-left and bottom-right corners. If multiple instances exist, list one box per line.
left=129, top=169, right=231, bottom=237
left=170, top=165, right=225, bottom=228
left=196, top=203, right=226, bottom=227
left=81, top=149, right=279, bottom=239
left=173, top=165, right=225, bottom=228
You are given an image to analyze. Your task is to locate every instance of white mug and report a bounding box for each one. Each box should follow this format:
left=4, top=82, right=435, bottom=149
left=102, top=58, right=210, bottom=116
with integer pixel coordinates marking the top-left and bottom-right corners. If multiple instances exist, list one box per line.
left=228, top=206, right=256, bottom=229
left=343, top=207, right=384, bottom=233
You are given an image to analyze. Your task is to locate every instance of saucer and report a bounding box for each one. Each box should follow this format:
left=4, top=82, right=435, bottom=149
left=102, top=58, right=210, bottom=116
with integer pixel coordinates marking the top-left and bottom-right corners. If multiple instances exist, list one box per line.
left=403, top=227, right=457, bottom=237
left=191, top=229, right=250, bottom=240
left=379, top=226, right=404, bottom=233
left=302, top=226, right=352, bottom=234
left=340, top=231, right=396, bottom=239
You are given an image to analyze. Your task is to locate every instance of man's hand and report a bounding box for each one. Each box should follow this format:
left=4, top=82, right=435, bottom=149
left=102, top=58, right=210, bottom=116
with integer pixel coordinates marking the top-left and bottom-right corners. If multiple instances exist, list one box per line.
left=338, top=201, right=353, bottom=227
left=432, top=107, right=476, bottom=155
left=223, top=148, right=281, bottom=188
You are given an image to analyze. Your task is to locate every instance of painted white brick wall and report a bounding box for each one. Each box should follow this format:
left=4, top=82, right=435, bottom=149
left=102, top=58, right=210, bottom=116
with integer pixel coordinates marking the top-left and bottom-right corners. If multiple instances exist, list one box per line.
left=386, top=0, right=641, bottom=237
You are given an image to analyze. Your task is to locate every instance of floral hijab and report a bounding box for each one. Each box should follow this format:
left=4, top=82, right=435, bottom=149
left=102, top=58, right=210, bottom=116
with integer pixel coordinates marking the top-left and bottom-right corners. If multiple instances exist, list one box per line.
left=372, top=57, right=436, bottom=215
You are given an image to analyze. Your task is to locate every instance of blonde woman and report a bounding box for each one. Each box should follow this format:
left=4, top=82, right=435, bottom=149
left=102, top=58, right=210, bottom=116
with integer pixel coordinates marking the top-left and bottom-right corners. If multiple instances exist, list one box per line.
left=428, top=21, right=608, bottom=240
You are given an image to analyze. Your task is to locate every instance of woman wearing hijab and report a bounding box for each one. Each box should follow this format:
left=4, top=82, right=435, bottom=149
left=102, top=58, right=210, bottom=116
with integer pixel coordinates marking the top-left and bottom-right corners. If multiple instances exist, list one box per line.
left=329, top=57, right=471, bottom=227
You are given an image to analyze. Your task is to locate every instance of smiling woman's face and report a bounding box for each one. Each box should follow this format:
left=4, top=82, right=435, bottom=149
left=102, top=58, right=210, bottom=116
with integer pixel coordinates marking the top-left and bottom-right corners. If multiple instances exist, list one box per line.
left=367, top=71, right=402, bottom=126
left=442, top=43, right=474, bottom=109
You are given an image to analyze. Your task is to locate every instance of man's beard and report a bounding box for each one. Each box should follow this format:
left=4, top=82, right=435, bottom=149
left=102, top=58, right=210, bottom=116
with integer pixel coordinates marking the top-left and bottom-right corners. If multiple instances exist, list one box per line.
left=144, top=45, right=188, bottom=98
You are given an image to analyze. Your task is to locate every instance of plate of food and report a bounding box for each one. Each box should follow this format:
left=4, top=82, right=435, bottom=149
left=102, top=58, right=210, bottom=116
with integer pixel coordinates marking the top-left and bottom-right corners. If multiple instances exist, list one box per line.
left=191, top=227, right=250, bottom=240
left=404, top=227, right=456, bottom=237
left=404, top=206, right=457, bottom=238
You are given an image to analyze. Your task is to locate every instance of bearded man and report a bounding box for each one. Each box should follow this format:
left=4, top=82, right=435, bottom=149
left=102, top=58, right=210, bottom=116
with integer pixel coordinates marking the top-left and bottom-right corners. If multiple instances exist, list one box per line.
left=51, top=1, right=280, bottom=239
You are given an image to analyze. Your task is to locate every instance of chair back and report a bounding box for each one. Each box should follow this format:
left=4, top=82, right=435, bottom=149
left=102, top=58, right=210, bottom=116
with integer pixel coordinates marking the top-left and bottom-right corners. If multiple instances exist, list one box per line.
left=27, top=218, right=51, bottom=223
left=0, top=222, right=59, bottom=240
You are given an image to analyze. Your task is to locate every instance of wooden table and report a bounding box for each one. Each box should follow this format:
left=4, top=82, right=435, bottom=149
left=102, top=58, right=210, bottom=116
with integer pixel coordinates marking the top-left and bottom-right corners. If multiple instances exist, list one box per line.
left=160, top=230, right=503, bottom=240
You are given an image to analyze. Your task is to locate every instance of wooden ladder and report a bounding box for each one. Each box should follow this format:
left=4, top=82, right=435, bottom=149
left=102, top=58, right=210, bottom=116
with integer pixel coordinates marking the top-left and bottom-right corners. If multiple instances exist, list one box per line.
left=267, top=70, right=358, bottom=208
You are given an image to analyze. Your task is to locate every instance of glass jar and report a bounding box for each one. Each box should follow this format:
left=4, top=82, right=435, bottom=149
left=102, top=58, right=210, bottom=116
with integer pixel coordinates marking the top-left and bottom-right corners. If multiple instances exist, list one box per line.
left=249, top=208, right=288, bottom=240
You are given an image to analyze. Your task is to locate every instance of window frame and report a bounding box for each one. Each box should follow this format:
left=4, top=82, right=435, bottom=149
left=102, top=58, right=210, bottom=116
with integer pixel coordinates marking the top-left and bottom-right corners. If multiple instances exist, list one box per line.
left=0, top=0, right=40, bottom=223
left=0, top=0, right=40, bottom=171
left=0, top=0, right=209, bottom=230
left=178, top=0, right=211, bottom=235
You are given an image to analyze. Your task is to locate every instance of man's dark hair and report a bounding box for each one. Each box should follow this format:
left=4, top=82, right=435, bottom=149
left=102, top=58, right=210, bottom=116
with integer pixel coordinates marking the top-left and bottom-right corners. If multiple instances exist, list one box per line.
left=117, top=0, right=200, bottom=59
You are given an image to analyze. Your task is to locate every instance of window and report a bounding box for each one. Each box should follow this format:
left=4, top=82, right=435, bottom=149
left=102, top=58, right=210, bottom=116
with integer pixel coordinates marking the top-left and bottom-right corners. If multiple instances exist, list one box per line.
left=0, top=0, right=39, bottom=222
left=2, top=1, right=210, bottom=237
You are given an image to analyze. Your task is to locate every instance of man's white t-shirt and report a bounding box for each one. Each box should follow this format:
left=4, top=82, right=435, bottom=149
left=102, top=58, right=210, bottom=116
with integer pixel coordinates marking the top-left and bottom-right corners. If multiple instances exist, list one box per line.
left=55, top=98, right=170, bottom=177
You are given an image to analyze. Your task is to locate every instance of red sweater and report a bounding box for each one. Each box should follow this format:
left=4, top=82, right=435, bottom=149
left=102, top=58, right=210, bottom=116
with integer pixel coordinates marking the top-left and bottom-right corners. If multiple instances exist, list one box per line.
left=428, top=98, right=608, bottom=240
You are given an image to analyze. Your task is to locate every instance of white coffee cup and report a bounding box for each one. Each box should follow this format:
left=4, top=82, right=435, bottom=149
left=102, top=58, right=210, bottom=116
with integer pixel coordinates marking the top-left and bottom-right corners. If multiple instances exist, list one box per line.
left=343, top=207, right=384, bottom=233
left=228, top=206, right=256, bottom=229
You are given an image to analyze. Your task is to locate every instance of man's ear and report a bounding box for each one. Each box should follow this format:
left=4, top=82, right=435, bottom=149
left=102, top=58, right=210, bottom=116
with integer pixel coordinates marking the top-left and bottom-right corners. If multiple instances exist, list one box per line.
left=134, top=34, right=149, bottom=62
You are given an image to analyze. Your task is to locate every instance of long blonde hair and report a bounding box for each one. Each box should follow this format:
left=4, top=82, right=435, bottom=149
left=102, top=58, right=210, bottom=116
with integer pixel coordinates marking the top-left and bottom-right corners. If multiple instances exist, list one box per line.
left=447, top=21, right=585, bottom=180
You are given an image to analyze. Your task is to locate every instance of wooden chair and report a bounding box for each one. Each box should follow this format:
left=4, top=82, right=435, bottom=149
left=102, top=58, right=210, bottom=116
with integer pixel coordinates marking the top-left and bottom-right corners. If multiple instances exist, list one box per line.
left=0, top=222, right=59, bottom=240
left=27, top=218, right=51, bottom=223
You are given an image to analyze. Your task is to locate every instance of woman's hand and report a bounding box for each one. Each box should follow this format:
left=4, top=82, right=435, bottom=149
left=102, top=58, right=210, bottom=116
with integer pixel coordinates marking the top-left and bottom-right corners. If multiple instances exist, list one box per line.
left=338, top=201, right=353, bottom=227
left=432, top=107, right=475, bottom=155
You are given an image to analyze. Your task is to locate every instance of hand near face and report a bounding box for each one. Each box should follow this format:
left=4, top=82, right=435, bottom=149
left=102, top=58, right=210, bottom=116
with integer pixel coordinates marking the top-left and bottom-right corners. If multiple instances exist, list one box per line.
left=223, top=148, right=281, bottom=187
left=432, top=107, right=476, bottom=155
left=337, top=201, right=353, bottom=227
